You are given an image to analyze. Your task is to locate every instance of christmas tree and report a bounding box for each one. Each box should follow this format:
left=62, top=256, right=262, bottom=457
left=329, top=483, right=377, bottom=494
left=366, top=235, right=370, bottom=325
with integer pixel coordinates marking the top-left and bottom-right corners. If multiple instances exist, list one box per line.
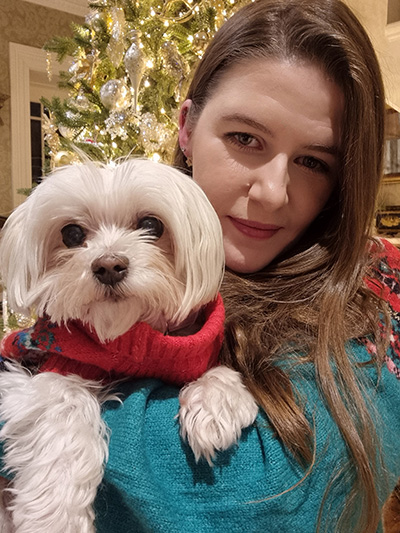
left=42, top=0, right=246, bottom=168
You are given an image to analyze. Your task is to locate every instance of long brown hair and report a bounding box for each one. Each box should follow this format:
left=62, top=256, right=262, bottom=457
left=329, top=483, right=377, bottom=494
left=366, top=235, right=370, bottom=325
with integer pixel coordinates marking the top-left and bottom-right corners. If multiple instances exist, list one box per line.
left=174, top=1, right=388, bottom=531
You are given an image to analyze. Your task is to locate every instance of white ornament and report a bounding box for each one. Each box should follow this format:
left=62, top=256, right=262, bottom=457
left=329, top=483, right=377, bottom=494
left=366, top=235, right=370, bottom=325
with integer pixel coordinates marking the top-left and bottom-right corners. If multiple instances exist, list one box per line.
left=124, top=31, right=145, bottom=112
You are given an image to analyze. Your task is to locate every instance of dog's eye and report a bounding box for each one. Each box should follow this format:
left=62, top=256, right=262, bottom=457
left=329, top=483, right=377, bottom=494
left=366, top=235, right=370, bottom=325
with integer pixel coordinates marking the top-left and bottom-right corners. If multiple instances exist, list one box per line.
left=61, top=224, right=86, bottom=248
left=137, top=216, right=164, bottom=239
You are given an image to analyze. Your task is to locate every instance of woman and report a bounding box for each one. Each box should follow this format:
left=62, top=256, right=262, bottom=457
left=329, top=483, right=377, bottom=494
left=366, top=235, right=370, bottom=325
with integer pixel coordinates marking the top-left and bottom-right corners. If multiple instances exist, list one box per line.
left=0, top=0, right=391, bottom=532
left=93, top=1, right=400, bottom=532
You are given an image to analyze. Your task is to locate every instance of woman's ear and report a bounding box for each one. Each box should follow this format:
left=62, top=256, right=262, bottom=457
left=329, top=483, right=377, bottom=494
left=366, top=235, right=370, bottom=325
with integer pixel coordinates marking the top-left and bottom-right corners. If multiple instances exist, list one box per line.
left=178, top=99, right=193, bottom=157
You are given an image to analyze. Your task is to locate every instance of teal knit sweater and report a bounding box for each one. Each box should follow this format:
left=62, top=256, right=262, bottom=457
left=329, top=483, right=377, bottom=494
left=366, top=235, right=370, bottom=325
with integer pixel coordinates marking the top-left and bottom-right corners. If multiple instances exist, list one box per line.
left=94, top=241, right=400, bottom=533
left=94, top=357, right=399, bottom=532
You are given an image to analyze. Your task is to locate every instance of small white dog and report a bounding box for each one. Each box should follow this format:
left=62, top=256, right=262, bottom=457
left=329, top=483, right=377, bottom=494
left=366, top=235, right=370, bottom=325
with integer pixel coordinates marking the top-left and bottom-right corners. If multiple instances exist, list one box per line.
left=0, top=159, right=258, bottom=533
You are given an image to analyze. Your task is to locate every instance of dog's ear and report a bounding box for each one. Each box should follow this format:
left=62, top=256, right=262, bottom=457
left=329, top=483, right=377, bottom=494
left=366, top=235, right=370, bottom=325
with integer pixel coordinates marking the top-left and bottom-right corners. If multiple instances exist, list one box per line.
left=165, top=168, right=225, bottom=323
left=0, top=193, right=45, bottom=314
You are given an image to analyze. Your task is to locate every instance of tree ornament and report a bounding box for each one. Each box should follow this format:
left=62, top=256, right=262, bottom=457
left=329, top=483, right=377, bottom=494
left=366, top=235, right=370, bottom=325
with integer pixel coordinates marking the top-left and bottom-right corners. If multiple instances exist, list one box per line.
left=68, top=60, right=82, bottom=81
left=124, top=31, right=145, bottom=112
left=42, top=113, right=61, bottom=167
left=161, top=0, right=195, bottom=23
left=105, top=109, right=138, bottom=140
left=54, top=150, right=77, bottom=167
left=139, top=112, right=176, bottom=157
left=106, top=7, right=126, bottom=67
left=46, top=52, right=53, bottom=82
left=161, top=41, right=189, bottom=79
left=58, top=124, right=75, bottom=139
left=85, top=11, right=106, bottom=33
left=193, top=31, right=209, bottom=52
left=58, top=109, right=80, bottom=139
left=99, top=79, right=130, bottom=110
left=14, top=313, right=35, bottom=329
left=75, top=94, right=90, bottom=111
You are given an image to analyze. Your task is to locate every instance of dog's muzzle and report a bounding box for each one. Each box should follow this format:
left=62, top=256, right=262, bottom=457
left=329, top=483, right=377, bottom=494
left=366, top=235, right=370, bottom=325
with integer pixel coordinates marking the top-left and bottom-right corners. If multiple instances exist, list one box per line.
left=92, top=254, right=129, bottom=286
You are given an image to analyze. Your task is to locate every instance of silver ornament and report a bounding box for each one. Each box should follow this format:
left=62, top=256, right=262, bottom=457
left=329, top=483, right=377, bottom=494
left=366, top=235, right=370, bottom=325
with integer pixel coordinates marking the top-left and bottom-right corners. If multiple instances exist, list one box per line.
left=139, top=112, right=173, bottom=155
left=85, top=11, right=106, bottom=33
left=124, top=31, right=145, bottom=112
left=99, top=79, right=129, bottom=110
left=105, top=109, right=138, bottom=140
left=75, top=94, right=90, bottom=110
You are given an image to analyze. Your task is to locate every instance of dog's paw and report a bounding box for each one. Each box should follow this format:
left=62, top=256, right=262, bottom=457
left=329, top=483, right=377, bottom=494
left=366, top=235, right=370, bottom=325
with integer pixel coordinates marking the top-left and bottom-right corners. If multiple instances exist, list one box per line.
left=178, top=366, right=258, bottom=465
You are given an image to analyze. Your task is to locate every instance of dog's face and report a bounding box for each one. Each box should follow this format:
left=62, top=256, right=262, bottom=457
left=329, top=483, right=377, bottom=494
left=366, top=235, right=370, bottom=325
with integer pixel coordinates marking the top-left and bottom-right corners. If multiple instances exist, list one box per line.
left=0, top=160, right=224, bottom=342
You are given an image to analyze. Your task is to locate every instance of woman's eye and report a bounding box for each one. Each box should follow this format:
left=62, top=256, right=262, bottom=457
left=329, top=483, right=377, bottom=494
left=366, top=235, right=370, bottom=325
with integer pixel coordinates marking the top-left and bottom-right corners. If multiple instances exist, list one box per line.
left=225, top=132, right=260, bottom=150
left=137, top=216, right=164, bottom=239
left=297, top=155, right=329, bottom=174
left=61, top=224, right=86, bottom=248
left=234, top=133, right=257, bottom=146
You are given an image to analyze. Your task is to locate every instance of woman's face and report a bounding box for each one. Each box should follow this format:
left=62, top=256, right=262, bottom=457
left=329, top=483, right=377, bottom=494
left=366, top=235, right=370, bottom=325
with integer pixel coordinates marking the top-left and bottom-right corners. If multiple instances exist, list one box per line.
left=179, top=59, right=344, bottom=273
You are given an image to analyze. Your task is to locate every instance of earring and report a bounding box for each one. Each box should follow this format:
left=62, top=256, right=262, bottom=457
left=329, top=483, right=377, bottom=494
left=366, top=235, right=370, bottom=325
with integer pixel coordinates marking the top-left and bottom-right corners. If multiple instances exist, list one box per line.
left=181, top=146, right=192, bottom=168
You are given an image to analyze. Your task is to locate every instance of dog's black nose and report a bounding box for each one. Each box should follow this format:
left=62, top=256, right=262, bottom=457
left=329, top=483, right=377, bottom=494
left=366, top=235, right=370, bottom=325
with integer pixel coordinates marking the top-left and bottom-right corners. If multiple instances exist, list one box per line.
left=92, top=254, right=129, bottom=286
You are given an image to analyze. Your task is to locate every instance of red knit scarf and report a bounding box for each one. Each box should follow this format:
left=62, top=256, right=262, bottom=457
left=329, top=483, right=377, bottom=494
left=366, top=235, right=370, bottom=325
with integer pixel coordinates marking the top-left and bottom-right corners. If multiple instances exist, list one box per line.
left=0, top=295, right=225, bottom=386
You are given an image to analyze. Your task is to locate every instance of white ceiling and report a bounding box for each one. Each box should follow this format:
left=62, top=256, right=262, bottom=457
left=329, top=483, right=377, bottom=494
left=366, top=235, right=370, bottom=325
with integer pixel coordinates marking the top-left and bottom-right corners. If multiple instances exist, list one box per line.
left=22, top=0, right=88, bottom=17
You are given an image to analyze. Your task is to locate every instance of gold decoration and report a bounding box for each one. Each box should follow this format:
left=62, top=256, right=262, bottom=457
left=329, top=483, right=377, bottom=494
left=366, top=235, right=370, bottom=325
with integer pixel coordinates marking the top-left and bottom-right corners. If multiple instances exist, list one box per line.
left=54, top=151, right=77, bottom=167
left=58, top=124, right=75, bottom=139
left=193, top=31, right=209, bottom=52
left=158, top=0, right=196, bottom=23
left=91, top=55, right=115, bottom=92
left=46, top=52, right=53, bottom=82
left=15, top=313, right=35, bottom=329
left=106, top=7, right=126, bottom=67
left=1, top=289, right=35, bottom=338
left=42, top=113, right=61, bottom=169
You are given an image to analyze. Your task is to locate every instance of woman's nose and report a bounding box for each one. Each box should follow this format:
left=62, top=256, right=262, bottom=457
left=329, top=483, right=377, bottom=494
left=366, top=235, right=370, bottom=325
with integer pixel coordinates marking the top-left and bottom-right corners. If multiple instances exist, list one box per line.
left=247, top=156, right=289, bottom=209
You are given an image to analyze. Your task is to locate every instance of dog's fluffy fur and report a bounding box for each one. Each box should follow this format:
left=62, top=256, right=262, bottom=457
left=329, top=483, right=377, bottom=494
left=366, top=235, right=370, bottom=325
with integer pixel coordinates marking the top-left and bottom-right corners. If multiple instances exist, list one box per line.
left=0, top=159, right=258, bottom=532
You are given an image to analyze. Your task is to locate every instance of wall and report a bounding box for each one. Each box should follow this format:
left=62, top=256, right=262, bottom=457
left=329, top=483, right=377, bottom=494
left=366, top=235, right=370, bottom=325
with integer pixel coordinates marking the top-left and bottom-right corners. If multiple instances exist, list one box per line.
left=346, top=0, right=400, bottom=111
left=0, top=0, right=82, bottom=217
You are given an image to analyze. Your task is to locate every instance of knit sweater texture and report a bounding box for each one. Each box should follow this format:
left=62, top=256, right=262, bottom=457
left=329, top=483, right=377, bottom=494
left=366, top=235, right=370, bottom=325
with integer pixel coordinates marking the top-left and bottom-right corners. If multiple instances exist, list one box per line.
left=0, top=295, right=224, bottom=385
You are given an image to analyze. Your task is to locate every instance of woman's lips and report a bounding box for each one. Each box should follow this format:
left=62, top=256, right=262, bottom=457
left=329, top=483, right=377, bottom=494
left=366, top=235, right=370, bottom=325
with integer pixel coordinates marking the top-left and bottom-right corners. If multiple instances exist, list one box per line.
left=228, top=216, right=282, bottom=239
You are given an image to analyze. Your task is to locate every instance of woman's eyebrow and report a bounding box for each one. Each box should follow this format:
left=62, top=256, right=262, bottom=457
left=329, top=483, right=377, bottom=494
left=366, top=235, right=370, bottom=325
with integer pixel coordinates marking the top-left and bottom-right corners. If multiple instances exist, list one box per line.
left=220, top=113, right=274, bottom=137
left=304, top=143, right=339, bottom=156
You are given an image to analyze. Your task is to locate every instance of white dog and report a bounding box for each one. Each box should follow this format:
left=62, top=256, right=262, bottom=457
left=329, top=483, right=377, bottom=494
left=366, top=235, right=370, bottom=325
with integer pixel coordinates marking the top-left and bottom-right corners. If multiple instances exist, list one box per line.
left=0, top=159, right=258, bottom=533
